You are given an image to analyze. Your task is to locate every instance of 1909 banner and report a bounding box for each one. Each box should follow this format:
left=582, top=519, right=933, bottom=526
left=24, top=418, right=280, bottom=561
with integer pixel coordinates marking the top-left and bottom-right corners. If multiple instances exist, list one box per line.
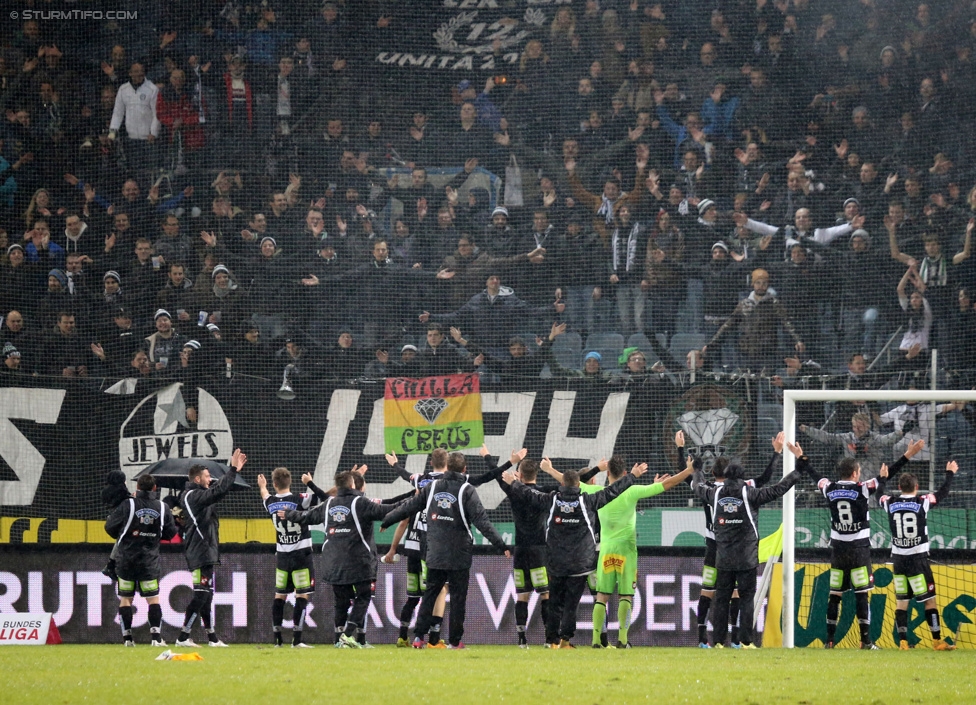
left=0, top=374, right=754, bottom=525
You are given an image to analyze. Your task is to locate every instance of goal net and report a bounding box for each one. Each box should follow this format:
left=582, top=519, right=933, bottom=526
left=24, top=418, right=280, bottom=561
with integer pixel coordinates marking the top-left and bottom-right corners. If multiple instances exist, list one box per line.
left=777, top=389, right=976, bottom=649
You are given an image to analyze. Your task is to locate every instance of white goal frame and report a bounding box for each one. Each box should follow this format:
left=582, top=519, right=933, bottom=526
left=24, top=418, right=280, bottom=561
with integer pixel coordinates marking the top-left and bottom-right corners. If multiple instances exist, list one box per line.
left=780, top=388, right=976, bottom=648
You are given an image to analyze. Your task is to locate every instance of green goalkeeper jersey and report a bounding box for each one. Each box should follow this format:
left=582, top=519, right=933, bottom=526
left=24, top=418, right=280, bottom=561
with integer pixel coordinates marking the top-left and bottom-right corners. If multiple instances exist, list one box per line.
left=596, top=482, right=665, bottom=544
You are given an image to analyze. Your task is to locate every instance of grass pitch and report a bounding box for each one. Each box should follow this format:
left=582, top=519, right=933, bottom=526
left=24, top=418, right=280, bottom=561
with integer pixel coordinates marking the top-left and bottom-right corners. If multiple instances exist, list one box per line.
left=1, top=644, right=969, bottom=704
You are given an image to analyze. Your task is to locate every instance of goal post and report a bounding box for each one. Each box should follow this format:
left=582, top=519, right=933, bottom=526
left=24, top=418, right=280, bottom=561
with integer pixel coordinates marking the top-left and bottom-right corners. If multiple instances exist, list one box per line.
left=780, top=388, right=976, bottom=649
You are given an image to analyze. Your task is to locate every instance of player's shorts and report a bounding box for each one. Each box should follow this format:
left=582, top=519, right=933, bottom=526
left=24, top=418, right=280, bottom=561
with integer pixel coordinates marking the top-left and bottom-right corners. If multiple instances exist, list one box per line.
left=406, top=555, right=427, bottom=598
left=829, top=544, right=873, bottom=594
left=702, top=538, right=717, bottom=590
left=117, top=570, right=160, bottom=598
left=595, top=542, right=637, bottom=596
left=275, top=553, right=315, bottom=596
left=191, top=565, right=215, bottom=594
left=513, top=545, right=549, bottom=594
left=892, top=555, right=936, bottom=602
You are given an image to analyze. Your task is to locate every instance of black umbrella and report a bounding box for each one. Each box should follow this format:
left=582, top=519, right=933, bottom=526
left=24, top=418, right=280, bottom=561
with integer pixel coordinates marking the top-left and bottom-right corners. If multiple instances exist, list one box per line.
left=134, top=458, right=250, bottom=491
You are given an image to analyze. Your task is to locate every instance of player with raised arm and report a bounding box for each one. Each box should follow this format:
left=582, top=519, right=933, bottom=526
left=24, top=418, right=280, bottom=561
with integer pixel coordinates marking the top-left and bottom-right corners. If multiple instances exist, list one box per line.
left=384, top=449, right=450, bottom=647
left=590, top=454, right=694, bottom=649
left=257, top=467, right=323, bottom=648
left=540, top=457, right=611, bottom=647
left=879, top=458, right=959, bottom=650
left=283, top=467, right=403, bottom=648
left=477, top=444, right=545, bottom=647
left=501, top=459, right=652, bottom=649
left=692, top=442, right=802, bottom=648
left=681, top=430, right=782, bottom=648
left=800, top=439, right=923, bottom=649
left=104, top=474, right=178, bottom=646
left=381, top=452, right=510, bottom=649
left=175, top=448, right=247, bottom=647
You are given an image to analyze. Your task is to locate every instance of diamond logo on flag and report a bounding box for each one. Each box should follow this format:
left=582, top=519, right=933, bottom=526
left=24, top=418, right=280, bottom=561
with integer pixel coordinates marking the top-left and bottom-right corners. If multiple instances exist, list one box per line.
left=678, top=408, right=739, bottom=447
left=414, top=397, right=448, bottom=425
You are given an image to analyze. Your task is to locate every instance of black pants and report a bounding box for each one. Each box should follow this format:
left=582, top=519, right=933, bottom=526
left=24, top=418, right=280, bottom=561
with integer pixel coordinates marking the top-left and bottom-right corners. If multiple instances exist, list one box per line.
left=415, top=567, right=469, bottom=646
left=712, top=568, right=757, bottom=646
left=547, top=575, right=588, bottom=641
left=333, top=580, right=373, bottom=630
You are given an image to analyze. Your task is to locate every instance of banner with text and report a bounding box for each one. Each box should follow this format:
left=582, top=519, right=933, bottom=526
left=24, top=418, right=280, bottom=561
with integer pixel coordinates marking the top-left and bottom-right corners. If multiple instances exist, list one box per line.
left=384, top=374, right=484, bottom=454
left=0, top=549, right=719, bottom=646
left=0, top=375, right=756, bottom=531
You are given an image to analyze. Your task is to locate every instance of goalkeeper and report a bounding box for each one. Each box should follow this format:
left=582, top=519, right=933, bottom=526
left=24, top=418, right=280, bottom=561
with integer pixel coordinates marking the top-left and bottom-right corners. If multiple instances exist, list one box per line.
left=542, top=455, right=693, bottom=648
left=590, top=455, right=693, bottom=648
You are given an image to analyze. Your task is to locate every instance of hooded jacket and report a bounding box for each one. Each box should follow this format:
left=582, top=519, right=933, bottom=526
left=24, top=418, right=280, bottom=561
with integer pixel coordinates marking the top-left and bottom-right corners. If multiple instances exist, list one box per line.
left=693, top=465, right=801, bottom=570
left=506, top=473, right=635, bottom=577
left=105, top=490, right=178, bottom=576
left=430, top=286, right=555, bottom=348
left=286, top=487, right=398, bottom=584
left=180, top=466, right=239, bottom=570
left=381, top=470, right=506, bottom=570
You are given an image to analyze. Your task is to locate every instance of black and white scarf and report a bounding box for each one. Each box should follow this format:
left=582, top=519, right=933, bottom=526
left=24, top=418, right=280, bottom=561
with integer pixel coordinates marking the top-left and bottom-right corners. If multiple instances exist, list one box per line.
left=597, top=195, right=615, bottom=225
left=919, top=255, right=947, bottom=287
left=612, top=223, right=641, bottom=273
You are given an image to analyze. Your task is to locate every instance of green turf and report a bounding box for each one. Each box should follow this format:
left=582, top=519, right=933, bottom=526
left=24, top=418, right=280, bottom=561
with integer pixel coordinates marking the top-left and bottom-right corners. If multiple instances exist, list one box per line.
left=1, top=644, right=970, bottom=704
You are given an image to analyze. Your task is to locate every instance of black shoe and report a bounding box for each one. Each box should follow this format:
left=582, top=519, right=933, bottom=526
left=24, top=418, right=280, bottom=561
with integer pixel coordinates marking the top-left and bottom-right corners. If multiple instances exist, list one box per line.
left=824, top=641, right=835, bottom=649
left=600, top=632, right=609, bottom=648
left=616, top=641, right=631, bottom=649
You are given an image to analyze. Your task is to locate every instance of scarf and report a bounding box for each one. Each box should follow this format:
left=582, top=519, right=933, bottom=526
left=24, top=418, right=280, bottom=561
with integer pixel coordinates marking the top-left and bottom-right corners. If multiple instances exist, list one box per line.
left=919, top=255, right=947, bottom=287
left=224, top=73, right=253, bottom=127
left=213, top=279, right=237, bottom=299
left=533, top=225, right=554, bottom=249
left=597, top=195, right=615, bottom=225
left=612, top=223, right=640, bottom=273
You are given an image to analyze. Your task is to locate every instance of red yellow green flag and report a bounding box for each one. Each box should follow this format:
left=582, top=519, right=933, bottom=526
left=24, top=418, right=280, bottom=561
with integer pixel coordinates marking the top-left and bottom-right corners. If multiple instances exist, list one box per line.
left=384, top=374, right=483, bottom=454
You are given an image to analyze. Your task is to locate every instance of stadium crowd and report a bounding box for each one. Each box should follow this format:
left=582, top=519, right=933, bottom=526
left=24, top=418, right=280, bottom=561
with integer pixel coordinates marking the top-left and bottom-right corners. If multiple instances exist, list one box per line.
left=1, top=0, right=976, bottom=395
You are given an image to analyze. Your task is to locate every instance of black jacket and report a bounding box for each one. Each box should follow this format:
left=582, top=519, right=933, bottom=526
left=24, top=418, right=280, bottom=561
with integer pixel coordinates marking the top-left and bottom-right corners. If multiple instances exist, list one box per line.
left=692, top=466, right=800, bottom=570
left=381, top=470, right=506, bottom=570
left=180, top=467, right=238, bottom=570
left=105, top=490, right=178, bottom=576
left=287, top=487, right=398, bottom=585
left=506, top=474, right=635, bottom=577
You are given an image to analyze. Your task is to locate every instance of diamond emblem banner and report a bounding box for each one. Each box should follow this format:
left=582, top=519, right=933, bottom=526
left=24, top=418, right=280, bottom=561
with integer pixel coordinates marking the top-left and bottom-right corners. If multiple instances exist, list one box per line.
left=384, top=374, right=483, bottom=454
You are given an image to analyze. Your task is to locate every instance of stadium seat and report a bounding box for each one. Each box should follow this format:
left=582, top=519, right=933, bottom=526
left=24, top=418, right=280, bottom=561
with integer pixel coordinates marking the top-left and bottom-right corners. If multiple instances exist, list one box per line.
left=627, top=333, right=653, bottom=354
left=668, top=333, right=709, bottom=361
left=552, top=332, right=582, bottom=371
left=584, top=333, right=625, bottom=368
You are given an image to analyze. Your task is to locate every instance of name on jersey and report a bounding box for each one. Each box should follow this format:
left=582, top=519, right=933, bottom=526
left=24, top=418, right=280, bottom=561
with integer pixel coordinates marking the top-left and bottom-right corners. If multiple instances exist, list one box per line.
left=434, top=492, right=457, bottom=510
left=267, top=501, right=298, bottom=513
left=716, top=517, right=743, bottom=525
left=718, top=497, right=742, bottom=513
left=833, top=522, right=864, bottom=532
left=554, top=516, right=580, bottom=524
left=892, top=536, right=923, bottom=547
left=888, top=501, right=921, bottom=513
left=827, top=489, right=860, bottom=502
left=429, top=513, right=454, bottom=522
left=328, top=526, right=352, bottom=535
